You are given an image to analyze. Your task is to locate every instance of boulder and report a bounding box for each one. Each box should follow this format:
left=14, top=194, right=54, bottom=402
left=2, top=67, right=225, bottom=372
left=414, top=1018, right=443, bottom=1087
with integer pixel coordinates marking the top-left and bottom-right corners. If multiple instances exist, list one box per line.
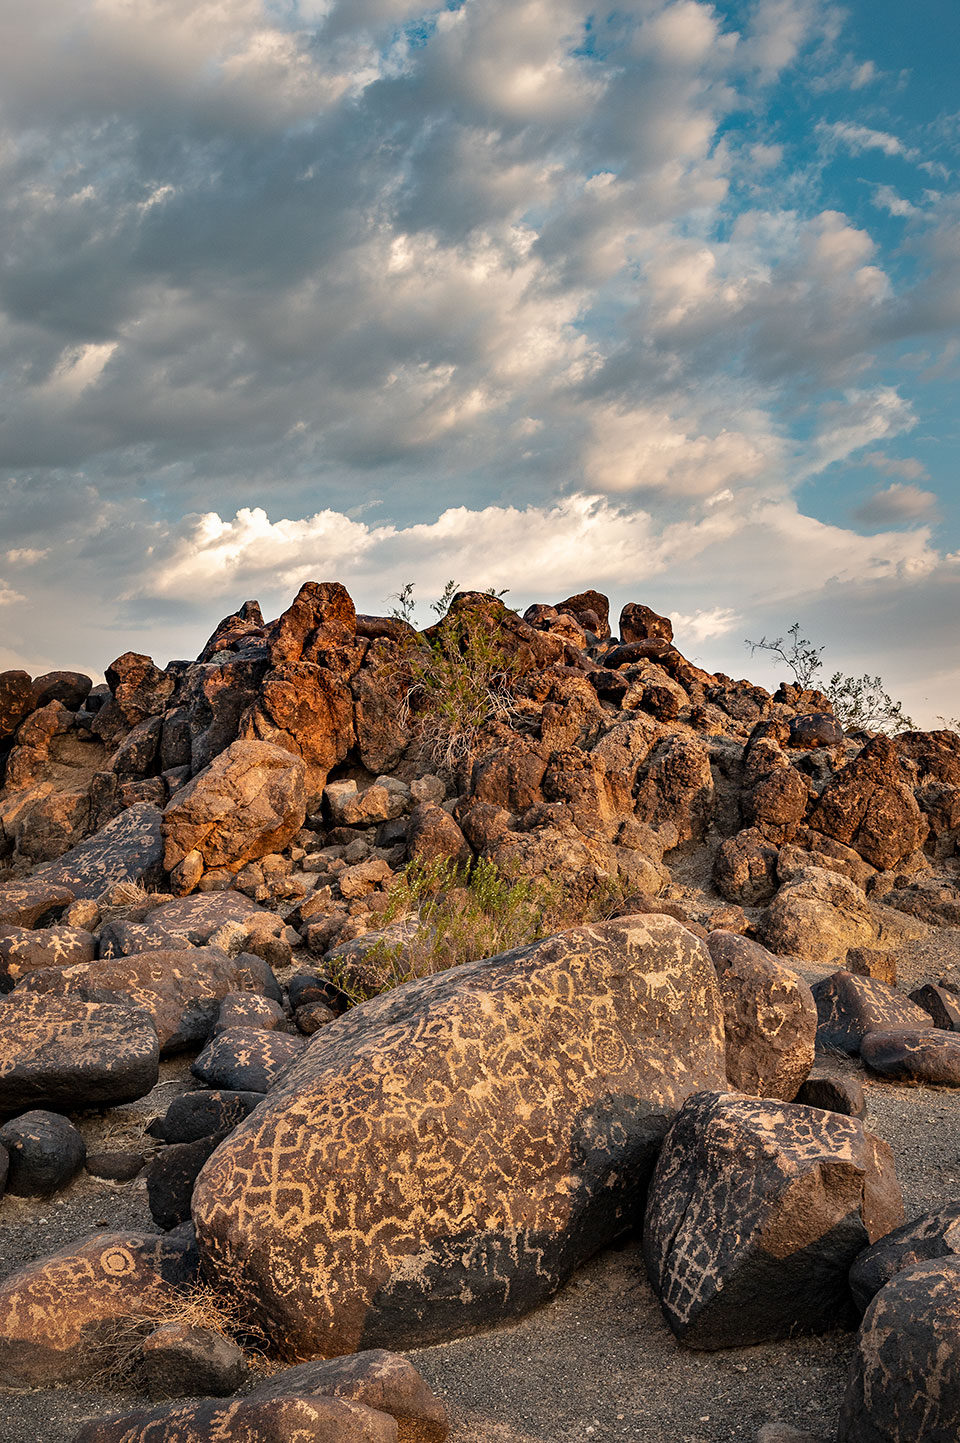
left=635, top=735, right=714, bottom=846
left=104, top=651, right=176, bottom=726
left=811, top=971, right=933, bottom=1056
left=849, top=1202, right=960, bottom=1314
left=31, top=670, right=93, bottom=711
left=861, top=1028, right=960, bottom=1086
left=240, top=663, right=355, bottom=802
left=405, top=802, right=472, bottom=868
left=213, top=992, right=285, bottom=1035
left=192, top=915, right=727, bottom=1358
left=788, top=713, right=844, bottom=750
left=71, top=1396, right=398, bottom=1443
left=86, top=1150, right=145, bottom=1181
left=809, top=735, right=926, bottom=871
left=619, top=602, right=673, bottom=645
left=643, top=1092, right=903, bottom=1349
left=147, top=1131, right=233, bottom=1230
left=148, top=1090, right=264, bottom=1145
left=0, top=1110, right=86, bottom=1196
left=248, top=1349, right=449, bottom=1442
left=99, top=892, right=273, bottom=957
left=18, top=947, right=279, bottom=1054
left=707, top=932, right=816, bottom=1100
left=0, top=1228, right=198, bottom=1386
left=0, top=992, right=159, bottom=1112
left=163, top=740, right=306, bottom=885
left=34, top=802, right=164, bottom=900
left=142, top=1321, right=247, bottom=1400
left=0, top=670, right=38, bottom=743
left=763, top=866, right=879, bottom=963
left=0, top=877, right=75, bottom=929
left=839, top=1256, right=960, bottom=1443
left=0, top=923, right=96, bottom=985
left=713, top=829, right=780, bottom=907
left=909, top=982, right=960, bottom=1030
left=191, top=1027, right=306, bottom=1092
left=794, top=1065, right=865, bottom=1118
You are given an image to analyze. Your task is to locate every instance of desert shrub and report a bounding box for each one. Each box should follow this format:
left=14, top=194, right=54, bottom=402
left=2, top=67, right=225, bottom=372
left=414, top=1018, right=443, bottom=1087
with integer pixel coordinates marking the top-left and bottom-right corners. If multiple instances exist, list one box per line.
left=84, top=1282, right=268, bottom=1390
left=745, top=622, right=913, bottom=733
left=337, top=856, right=630, bottom=996
left=385, top=582, right=523, bottom=771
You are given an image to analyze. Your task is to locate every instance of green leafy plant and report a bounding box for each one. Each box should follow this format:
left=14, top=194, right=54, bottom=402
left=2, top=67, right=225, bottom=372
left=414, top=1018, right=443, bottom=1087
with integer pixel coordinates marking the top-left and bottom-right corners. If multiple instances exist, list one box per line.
left=341, top=856, right=632, bottom=997
left=745, top=622, right=913, bottom=733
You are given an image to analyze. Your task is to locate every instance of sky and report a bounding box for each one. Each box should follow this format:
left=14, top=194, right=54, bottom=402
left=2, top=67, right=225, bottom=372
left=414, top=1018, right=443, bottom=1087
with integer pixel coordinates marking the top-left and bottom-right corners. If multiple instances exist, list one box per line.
left=0, top=0, right=957, bottom=723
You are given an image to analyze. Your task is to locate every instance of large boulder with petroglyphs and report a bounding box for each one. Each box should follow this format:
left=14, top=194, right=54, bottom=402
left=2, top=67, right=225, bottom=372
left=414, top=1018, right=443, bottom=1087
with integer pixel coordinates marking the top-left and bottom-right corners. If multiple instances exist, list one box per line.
left=192, top=914, right=727, bottom=1358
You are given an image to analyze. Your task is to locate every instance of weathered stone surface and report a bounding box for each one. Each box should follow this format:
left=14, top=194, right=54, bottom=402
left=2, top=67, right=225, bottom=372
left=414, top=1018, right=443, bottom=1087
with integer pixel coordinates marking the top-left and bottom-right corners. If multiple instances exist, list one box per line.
left=909, top=982, right=960, bottom=1030
left=104, top=652, right=176, bottom=726
left=839, top=1256, right=960, bottom=1443
left=0, top=1229, right=198, bottom=1386
left=846, top=947, right=897, bottom=986
left=352, top=660, right=408, bottom=775
left=193, top=915, right=727, bottom=1359
left=809, top=735, right=926, bottom=871
left=34, top=803, right=164, bottom=900
left=0, top=670, right=38, bottom=743
left=707, top=932, right=816, bottom=1100
left=0, top=877, right=74, bottom=929
left=635, top=735, right=714, bottom=846
left=778, top=838, right=875, bottom=892
left=643, top=1092, right=903, bottom=1349
left=191, top=1027, right=306, bottom=1092
left=71, top=1395, right=399, bottom=1443
left=788, top=713, right=844, bottom=750
left=0, top=923, right=96, bottom=985
left=0, top=1110, right=85, bottom=1196
left=0, top=993, right=159, bottom=1111
left=268, top=580, right=359, bottom=669
left=99, top=892, right=272, bottom=957
left=713, top=828, right=780, bottom=907
left=19, top=947, right=278, bottom=1054
left=214, top=992, right=284, bottom=1035
left=764, top=866, right=879, bottom=963
left=147, top=1131, right=232, bottom=1230
left=405, top=802, right=472, bottom=867
left=794, top=1065, right=865, bottom=1118
left=32, top=671, right=93, bottom=711
left=142, top=1321, right=247, bottom=1400
left=619, top=602, right=673, bottom=645
left=249, top=1349, right=449, bottom=1443
left=811, top=971, right=933, bottom=1056
left=849, top=1202, right=960, bottom=1314
left=558, top=589, right=611, bottom=637
left=85, top=1150, right=145, bottom=1181
left=148, top=1090, right=264, bottom=1145
left=162, top=741, right=306, bottom=879
left=240, top=663, right=355, bottom=803
left=861, top=1028, right=960, bottom=1086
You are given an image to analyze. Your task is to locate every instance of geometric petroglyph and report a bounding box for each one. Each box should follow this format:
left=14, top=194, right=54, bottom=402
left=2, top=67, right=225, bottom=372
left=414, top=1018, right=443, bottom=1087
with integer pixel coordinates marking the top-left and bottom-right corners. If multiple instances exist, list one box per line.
left=71, top=1394, right=400, bottom=1443
left=193, top=914, right=727, bottom=1358
left=0, top=1229, right=198, bottom=1386
left=0, top=992, right=159, bottom=1112
left=642, top=1091, right=904, bottom=1350
left=34, top=801, right=164, bottom=901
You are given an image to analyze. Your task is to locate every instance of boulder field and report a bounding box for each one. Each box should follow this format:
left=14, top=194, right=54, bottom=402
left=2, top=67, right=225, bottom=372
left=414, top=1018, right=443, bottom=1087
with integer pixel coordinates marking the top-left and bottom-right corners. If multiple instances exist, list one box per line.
left=0, top=579, right=958, bottom=1442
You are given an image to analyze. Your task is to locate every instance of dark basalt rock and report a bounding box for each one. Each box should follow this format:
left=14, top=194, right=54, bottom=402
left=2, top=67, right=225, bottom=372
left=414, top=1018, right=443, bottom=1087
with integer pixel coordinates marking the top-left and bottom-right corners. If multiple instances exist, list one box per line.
left=213, top=992, right=285, bottom=1035
left=0, top=1228, right=199, bottom=1387
left=0, top=923, right=96, bottom=987
left=794, top=1065, right=866, bottom=1119
left=811, top=971, right=933, bottom=1056
left=849, top=1202, right=960, bottom=1314
left=909, top=982, right=960, bottom=1031
left=147, top=1090, right=264, bottom=1145
left=98, top=892, right=276, bottom=959
left=861, top=1028, right=960, bottom=1087
left=141, top=1321, right=247, bottom=1400
left=707, top=932, right=816, bottom=1100
left=85, top=1149, right=146, bottom=1181
left=191, top=1027, right=306, bottom=1093
left=0, top=879, right=74, bottom=929
left=248, top=1348, right=449, bottom=1443
left=70, top=1395, right=399, bottom=1443
left=33, top=802, right=164, bottom=900
left=0, top=993, right=159, bottom=1112
left=193, top=915, right=726, bottom=1359
left=642, top=1091, right=903, bottom=1349
left=0, top=1110, right=85, bottom=1196
left=839, top=1256, right=960, bottom=1442
left=147, top=1131, right=233, bottom=1230
left=788, top=713, right=844, bottom=750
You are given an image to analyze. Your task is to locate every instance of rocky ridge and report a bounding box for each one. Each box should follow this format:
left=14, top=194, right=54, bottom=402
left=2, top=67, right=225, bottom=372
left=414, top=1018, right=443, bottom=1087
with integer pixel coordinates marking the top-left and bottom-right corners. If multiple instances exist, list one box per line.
left=0, top=582, right=958, bottom=1441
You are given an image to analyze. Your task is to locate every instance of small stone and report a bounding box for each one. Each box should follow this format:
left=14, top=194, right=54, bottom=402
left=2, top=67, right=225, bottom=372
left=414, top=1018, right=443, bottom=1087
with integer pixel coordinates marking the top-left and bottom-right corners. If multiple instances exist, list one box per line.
left=141, top=1322, right=247, bottom=1400
left=63, top=899, right=101, bottom=931
left=295, top=1001, right=338, bottom=1034
left=846, top=947, right=897, bottom=986
left=909, top=983, right=960, bottom=1031
left=794, top=1066, right=865, bottom=1118
left=85, top=1150, right=146, bottom=1182
left=0, top=1111, right=86, bottom=1197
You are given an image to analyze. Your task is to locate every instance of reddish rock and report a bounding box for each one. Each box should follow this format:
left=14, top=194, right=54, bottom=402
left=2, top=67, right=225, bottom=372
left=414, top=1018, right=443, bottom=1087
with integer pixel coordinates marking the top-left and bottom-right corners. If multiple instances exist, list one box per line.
left=240, top=663, right=355, bottom=802
left=406, top=802, right=472, bottom=868
left=619, top=602, right=673, bottom=646
left=809, top=735, right=927, bottom=871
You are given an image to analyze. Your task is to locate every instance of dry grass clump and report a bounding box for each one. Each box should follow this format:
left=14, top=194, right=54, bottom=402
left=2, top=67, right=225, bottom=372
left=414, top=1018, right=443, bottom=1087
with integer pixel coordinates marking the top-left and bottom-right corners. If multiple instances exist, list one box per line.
left=83, top=1282, right=268, bottom=1391
left=331, top=857, right=631, bottom=997
left=97, top=881, right=167, bottom=923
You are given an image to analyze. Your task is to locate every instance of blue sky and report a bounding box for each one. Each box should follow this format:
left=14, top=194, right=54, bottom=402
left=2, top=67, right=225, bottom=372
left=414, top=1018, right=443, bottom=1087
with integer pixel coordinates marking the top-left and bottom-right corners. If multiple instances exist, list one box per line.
left=0, top=0, right=957, bottom=721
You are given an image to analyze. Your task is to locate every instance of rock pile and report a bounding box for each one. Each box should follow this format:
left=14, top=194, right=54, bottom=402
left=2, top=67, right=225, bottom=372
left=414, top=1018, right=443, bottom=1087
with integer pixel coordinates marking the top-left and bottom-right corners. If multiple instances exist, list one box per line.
left=0, top=579, right=958, bottom=1441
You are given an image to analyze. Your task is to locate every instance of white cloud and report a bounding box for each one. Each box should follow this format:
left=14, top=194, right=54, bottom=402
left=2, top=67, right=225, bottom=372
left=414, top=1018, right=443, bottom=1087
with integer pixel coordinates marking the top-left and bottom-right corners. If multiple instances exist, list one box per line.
left=0, top=580, right=25, bottom=605
left=871, top=184, right=921, bottom=219
left=819, top=121, right=917, bottom=160
left=5, top=547, right=49, bottom=565
left=860, top=451, right=929, bottom=482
